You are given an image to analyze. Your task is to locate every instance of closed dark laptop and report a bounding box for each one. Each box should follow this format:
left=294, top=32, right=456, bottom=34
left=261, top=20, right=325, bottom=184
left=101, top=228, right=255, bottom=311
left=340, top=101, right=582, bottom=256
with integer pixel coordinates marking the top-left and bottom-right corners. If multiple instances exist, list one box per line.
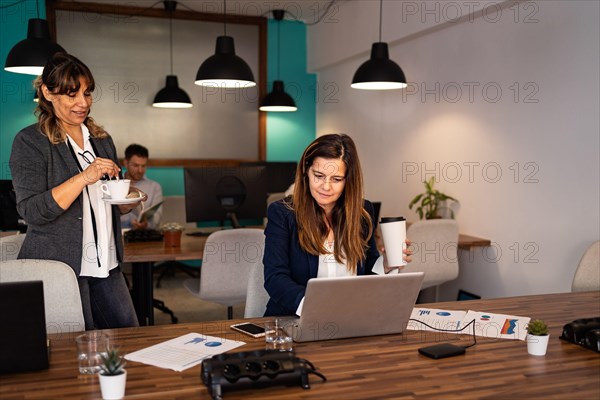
left=0, top=281, right=49, bottom=373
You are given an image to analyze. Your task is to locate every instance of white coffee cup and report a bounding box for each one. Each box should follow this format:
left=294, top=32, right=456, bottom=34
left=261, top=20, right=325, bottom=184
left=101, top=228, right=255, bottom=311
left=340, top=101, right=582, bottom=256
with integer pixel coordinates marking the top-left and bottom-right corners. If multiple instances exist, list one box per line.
left=380, top=216, right=407, bottom=267
left=100, top=179, right=130, bottom=200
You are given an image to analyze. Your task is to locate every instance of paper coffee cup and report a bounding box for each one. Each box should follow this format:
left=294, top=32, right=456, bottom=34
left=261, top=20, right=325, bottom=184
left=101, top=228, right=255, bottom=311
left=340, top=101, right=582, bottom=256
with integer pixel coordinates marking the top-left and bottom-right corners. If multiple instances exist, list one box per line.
left=380, top=216, right=407, bottom=267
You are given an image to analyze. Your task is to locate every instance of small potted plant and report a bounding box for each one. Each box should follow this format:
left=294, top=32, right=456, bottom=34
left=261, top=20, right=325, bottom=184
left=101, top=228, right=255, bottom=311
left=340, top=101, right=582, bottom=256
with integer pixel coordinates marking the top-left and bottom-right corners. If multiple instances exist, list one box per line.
left=526, top=319, right=550, bottom=356
left=409, top=177, right=459, bottom=220
left=98, top=346, right=127, bottom=400
left=161, top=222, right=184, bottom=247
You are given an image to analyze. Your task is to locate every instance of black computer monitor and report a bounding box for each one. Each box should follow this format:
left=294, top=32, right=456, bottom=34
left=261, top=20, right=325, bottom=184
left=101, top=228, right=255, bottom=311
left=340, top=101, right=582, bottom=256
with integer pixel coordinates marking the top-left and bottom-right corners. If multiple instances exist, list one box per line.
left=183, top=166, right=268, bottom=228
left=240, top=162, right=297, bottom=194
left=0, top=180, right=26, bottom=232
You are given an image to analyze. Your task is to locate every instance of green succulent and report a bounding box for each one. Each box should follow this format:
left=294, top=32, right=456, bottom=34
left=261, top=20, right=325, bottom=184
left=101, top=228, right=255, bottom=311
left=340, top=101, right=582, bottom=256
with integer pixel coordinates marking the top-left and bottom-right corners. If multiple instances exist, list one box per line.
left=408, top=177, right=458, bottom=220
left=99, top=346, right=126, bottom=376
left=526, top=319, right=549, bottom=336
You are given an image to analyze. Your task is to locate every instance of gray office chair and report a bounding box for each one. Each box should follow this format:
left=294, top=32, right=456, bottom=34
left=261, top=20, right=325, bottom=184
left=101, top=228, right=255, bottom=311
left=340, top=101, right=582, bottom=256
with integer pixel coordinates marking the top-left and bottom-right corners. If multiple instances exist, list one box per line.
left=244, top=260, right=270, bottom=318
left=0, top=259, right=85, bottom=334
left=572, top=241, right=600, bottom=292
left=404, top=220, right=459, bottom=301
left=183, top=228, right=265, bottom=319
left=0, top=233, right=26, bottom=261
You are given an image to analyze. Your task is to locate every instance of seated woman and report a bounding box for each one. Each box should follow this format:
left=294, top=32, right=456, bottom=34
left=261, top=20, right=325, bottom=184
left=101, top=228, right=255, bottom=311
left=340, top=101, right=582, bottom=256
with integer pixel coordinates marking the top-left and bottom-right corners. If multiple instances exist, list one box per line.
left=263, top=134, right=411, bottom=316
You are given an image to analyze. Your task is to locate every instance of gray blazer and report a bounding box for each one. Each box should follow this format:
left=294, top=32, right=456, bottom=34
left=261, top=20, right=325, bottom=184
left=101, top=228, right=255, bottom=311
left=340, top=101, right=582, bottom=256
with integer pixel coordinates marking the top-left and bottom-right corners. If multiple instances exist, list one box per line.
left=9, top=124, right=124, bottom=275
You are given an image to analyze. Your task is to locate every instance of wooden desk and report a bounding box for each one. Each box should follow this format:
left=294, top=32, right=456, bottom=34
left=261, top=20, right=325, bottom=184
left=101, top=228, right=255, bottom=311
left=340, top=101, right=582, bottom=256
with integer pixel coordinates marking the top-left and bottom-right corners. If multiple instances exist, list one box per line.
left=458, top=233, right=491, bottom=249
left=2, top=291, right=598, bottom=399
left=124, top=233, right=208, bottom=326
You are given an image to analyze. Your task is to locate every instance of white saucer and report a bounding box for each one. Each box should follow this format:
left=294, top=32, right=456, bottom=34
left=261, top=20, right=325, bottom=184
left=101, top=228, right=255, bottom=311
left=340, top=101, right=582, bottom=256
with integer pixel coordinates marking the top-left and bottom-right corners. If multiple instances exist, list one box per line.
left=102, top=197, right=142, bottom=205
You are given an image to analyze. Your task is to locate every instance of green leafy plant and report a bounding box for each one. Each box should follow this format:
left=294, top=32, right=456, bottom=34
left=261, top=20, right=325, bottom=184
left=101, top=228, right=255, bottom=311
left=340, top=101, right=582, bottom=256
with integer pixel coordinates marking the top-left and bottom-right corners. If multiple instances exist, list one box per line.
left=99, top=347, right=126, bottom=376
left=526, top=319, right=549, bottom=336
left=408, top=177, right=458, bottom=220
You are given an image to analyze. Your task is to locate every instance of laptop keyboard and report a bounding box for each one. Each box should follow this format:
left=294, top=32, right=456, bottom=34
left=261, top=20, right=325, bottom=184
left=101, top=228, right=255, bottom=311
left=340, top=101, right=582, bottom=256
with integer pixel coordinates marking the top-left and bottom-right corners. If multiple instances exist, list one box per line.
left=124, top=229, right=163, bottom=243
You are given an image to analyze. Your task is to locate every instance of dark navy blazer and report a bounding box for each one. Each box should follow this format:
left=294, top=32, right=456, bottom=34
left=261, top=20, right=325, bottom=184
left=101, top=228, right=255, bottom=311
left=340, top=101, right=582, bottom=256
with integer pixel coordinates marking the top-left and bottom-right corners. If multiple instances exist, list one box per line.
left=263, top=199, right=380, bottom=316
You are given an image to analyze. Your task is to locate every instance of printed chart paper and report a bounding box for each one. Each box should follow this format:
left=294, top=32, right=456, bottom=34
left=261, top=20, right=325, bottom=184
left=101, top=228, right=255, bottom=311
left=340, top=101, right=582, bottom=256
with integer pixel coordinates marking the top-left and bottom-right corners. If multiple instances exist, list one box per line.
left=125, top=333, right=245, bottom=371
left=408, top=308, right=530, bottom=341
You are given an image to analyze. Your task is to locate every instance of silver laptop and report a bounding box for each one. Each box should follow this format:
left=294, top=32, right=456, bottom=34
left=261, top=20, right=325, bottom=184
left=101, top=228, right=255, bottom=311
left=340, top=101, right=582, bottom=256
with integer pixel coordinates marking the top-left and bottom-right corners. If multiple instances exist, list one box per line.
left=285, top=272, right=424, bottom=342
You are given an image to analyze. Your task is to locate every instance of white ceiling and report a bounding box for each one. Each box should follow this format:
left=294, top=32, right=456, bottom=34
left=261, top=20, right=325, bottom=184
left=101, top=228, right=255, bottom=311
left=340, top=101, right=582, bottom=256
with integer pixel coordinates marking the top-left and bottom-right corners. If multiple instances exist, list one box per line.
left=74, top=0, right=343, bottom=23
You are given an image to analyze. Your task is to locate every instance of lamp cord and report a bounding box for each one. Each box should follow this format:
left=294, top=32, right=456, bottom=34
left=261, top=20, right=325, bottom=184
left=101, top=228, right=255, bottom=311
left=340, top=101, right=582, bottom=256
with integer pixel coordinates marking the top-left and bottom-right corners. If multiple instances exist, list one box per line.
left=379, top=0, right=383, bottom=42
left=0, top=0, right=27, bottom=10
left=277, top=18, right=280, bottom=80
left=169, top=10, right=173, bottom=75
left=223, top=0, right=227, bottom=36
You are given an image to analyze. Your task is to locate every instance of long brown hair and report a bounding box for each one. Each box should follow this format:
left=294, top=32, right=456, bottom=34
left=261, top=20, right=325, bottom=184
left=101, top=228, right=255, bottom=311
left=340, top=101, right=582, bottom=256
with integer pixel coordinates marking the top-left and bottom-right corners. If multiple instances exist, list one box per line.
left=292, top=134, right=372, bottom=273
left=34, top=52, right=107, bottom=143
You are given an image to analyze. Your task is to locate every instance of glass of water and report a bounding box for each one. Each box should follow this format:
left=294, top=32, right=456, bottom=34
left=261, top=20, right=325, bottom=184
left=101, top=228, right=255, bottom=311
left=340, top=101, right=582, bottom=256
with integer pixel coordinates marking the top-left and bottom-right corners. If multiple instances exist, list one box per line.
left=76, top=331, right=109, bottom=374
left=265, top=319, right=294, bottom=352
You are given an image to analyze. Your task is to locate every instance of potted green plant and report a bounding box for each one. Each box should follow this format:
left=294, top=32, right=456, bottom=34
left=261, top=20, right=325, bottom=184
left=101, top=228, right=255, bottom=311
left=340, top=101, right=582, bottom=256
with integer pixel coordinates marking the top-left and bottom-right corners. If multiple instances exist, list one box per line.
left=526, top=319, right=550, bottom=356
left=408, top=177, right=458, bottom=220
left=161, top=222, right=184, bottom=247
left=98, top=346, right=127, bottom=400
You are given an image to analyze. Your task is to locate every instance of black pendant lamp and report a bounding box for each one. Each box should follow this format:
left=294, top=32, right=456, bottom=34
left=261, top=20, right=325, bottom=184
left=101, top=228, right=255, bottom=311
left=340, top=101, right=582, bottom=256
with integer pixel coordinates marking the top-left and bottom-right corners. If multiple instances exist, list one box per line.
left=260, top=10, right=297, bottom=112
left=153, top=1, right=192, bottom=108
left=194, top=0, right=256, bottom=88
left=351, top=0, right=407, bottom=90
left=4, top=0, right=66, bottom=75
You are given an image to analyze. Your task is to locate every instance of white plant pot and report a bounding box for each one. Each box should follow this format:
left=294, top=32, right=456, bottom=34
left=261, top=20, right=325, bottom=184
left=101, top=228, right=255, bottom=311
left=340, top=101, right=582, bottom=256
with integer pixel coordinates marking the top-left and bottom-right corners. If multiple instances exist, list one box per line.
left=99, top=369, right=127, bottom=400
left=526, top=334, right=550, bottom=356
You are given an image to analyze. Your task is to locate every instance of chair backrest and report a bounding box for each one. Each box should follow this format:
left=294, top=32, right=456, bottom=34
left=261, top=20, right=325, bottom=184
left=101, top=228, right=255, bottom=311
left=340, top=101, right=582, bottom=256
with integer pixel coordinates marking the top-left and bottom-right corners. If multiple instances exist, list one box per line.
left=197, top=229, right=265, bottom=307
left=0, top=233, right=26, bottom=261
left=160, top=195, right=196, bottom=229
left=404, top=220, right=459, bottom=289
left=572, top=241, right=600, bottom=292
left=0, top=259, right=85, bottom=334
left=267, top=192, right=286, bottom=207
left=244, top=259, right=270, bottom=318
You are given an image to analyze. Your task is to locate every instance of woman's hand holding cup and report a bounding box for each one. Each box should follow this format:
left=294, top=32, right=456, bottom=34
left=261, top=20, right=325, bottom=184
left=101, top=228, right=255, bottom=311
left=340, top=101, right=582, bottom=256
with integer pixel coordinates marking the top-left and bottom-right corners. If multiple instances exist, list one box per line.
left=381, top=239, right=413, bottom=274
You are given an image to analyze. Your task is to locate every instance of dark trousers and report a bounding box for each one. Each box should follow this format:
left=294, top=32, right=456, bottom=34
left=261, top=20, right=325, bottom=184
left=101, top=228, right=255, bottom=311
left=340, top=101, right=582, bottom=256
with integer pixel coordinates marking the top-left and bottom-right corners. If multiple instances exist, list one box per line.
left=78, top=267, right=139, bottom=330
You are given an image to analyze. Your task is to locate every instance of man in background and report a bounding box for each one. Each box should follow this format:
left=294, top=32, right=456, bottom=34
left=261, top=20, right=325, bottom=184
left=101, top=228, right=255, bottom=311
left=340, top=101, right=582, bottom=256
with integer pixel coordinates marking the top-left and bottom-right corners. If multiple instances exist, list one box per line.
left=121, top=144, right=163, bottom=230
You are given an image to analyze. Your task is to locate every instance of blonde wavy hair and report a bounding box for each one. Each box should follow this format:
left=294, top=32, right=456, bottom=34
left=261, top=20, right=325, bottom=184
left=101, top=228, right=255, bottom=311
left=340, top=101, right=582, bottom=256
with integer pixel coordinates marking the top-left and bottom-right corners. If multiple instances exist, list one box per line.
left=34, top=53, right=107, bottom=144
left=292, top=134, right=372, bottom=274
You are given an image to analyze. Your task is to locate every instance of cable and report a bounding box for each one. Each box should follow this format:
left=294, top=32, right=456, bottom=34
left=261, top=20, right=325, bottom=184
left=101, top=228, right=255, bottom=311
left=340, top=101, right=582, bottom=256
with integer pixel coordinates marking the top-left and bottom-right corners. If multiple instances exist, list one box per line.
left=409, top=318, right=477, bottom=349
left=299, top=359, right=327, bottom=382
left=305, top=0, right=337, bottom=26
left=0, top=0, right=27, bottom=10
left=65, top=0, right=164, bottom=21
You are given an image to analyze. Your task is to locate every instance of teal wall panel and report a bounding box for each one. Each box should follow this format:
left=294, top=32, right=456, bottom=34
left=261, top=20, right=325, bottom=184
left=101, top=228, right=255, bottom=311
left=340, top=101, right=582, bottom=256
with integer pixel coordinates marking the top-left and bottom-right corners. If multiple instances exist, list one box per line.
left=265, top=19, right=316, bottom=163
left=0, top=0, right=41, bottom=180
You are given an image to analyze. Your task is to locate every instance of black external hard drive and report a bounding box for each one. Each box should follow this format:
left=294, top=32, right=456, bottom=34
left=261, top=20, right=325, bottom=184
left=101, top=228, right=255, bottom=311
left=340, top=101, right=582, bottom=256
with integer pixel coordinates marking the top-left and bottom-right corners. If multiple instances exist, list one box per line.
left=418, top=343, right=466, bottom=359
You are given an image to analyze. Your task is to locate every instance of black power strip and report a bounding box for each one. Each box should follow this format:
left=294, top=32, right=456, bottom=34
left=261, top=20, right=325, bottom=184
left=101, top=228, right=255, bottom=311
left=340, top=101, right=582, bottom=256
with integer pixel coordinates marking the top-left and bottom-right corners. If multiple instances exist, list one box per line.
left=560, top=317, right=600, bottom=353
left=201, top=350, right=326, bottom=400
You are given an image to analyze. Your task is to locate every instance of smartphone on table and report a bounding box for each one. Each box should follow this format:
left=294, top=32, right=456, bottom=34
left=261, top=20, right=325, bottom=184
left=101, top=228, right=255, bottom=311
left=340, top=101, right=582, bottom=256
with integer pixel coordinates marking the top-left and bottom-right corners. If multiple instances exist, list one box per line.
left=230, top=322, right=271, bottom=338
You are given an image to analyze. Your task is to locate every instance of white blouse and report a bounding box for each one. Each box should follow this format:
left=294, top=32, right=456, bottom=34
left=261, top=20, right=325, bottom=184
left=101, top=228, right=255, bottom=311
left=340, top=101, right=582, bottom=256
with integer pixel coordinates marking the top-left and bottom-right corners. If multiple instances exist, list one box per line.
left=296, top=241, right=355, bottom=316
left=66, top=126, right=118, bottom=278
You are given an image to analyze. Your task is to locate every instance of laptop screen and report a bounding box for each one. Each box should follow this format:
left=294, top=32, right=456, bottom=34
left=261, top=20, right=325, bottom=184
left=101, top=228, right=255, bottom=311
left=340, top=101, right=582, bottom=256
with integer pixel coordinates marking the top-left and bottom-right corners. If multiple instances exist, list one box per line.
left=0, top=281, right=49, bottom=373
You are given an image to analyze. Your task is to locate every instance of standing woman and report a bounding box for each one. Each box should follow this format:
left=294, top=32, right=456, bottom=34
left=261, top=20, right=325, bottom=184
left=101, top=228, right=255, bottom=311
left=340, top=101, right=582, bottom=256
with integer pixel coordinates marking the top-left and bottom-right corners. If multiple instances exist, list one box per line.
left=9, top=53, right=140, bottom=330
left=263, top=134, right=411, bottom=316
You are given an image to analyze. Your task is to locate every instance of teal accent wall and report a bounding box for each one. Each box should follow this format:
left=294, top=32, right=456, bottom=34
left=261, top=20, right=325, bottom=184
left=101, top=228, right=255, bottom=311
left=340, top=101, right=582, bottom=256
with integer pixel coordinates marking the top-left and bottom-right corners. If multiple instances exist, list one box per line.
left=265, top=19, right=316, bottom=162
left=0, top=0, right=41, bottom=180
left=0, top=9, right=315, bottom=195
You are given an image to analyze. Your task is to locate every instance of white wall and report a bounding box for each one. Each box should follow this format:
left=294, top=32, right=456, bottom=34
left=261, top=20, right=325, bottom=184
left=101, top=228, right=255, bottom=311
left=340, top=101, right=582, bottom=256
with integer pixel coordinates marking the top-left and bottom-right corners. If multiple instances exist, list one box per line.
left=56, top=10, right=260, bottom=159
left=308, top=0, right=600, bottom=300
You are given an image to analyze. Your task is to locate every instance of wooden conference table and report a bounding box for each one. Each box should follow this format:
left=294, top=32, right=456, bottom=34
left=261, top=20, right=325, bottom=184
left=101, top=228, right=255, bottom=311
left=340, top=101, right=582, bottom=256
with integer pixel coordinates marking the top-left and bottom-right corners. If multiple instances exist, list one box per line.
left=1, top=291, right=598, bottom=399
left=124, top=229, right=491, bottom=326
